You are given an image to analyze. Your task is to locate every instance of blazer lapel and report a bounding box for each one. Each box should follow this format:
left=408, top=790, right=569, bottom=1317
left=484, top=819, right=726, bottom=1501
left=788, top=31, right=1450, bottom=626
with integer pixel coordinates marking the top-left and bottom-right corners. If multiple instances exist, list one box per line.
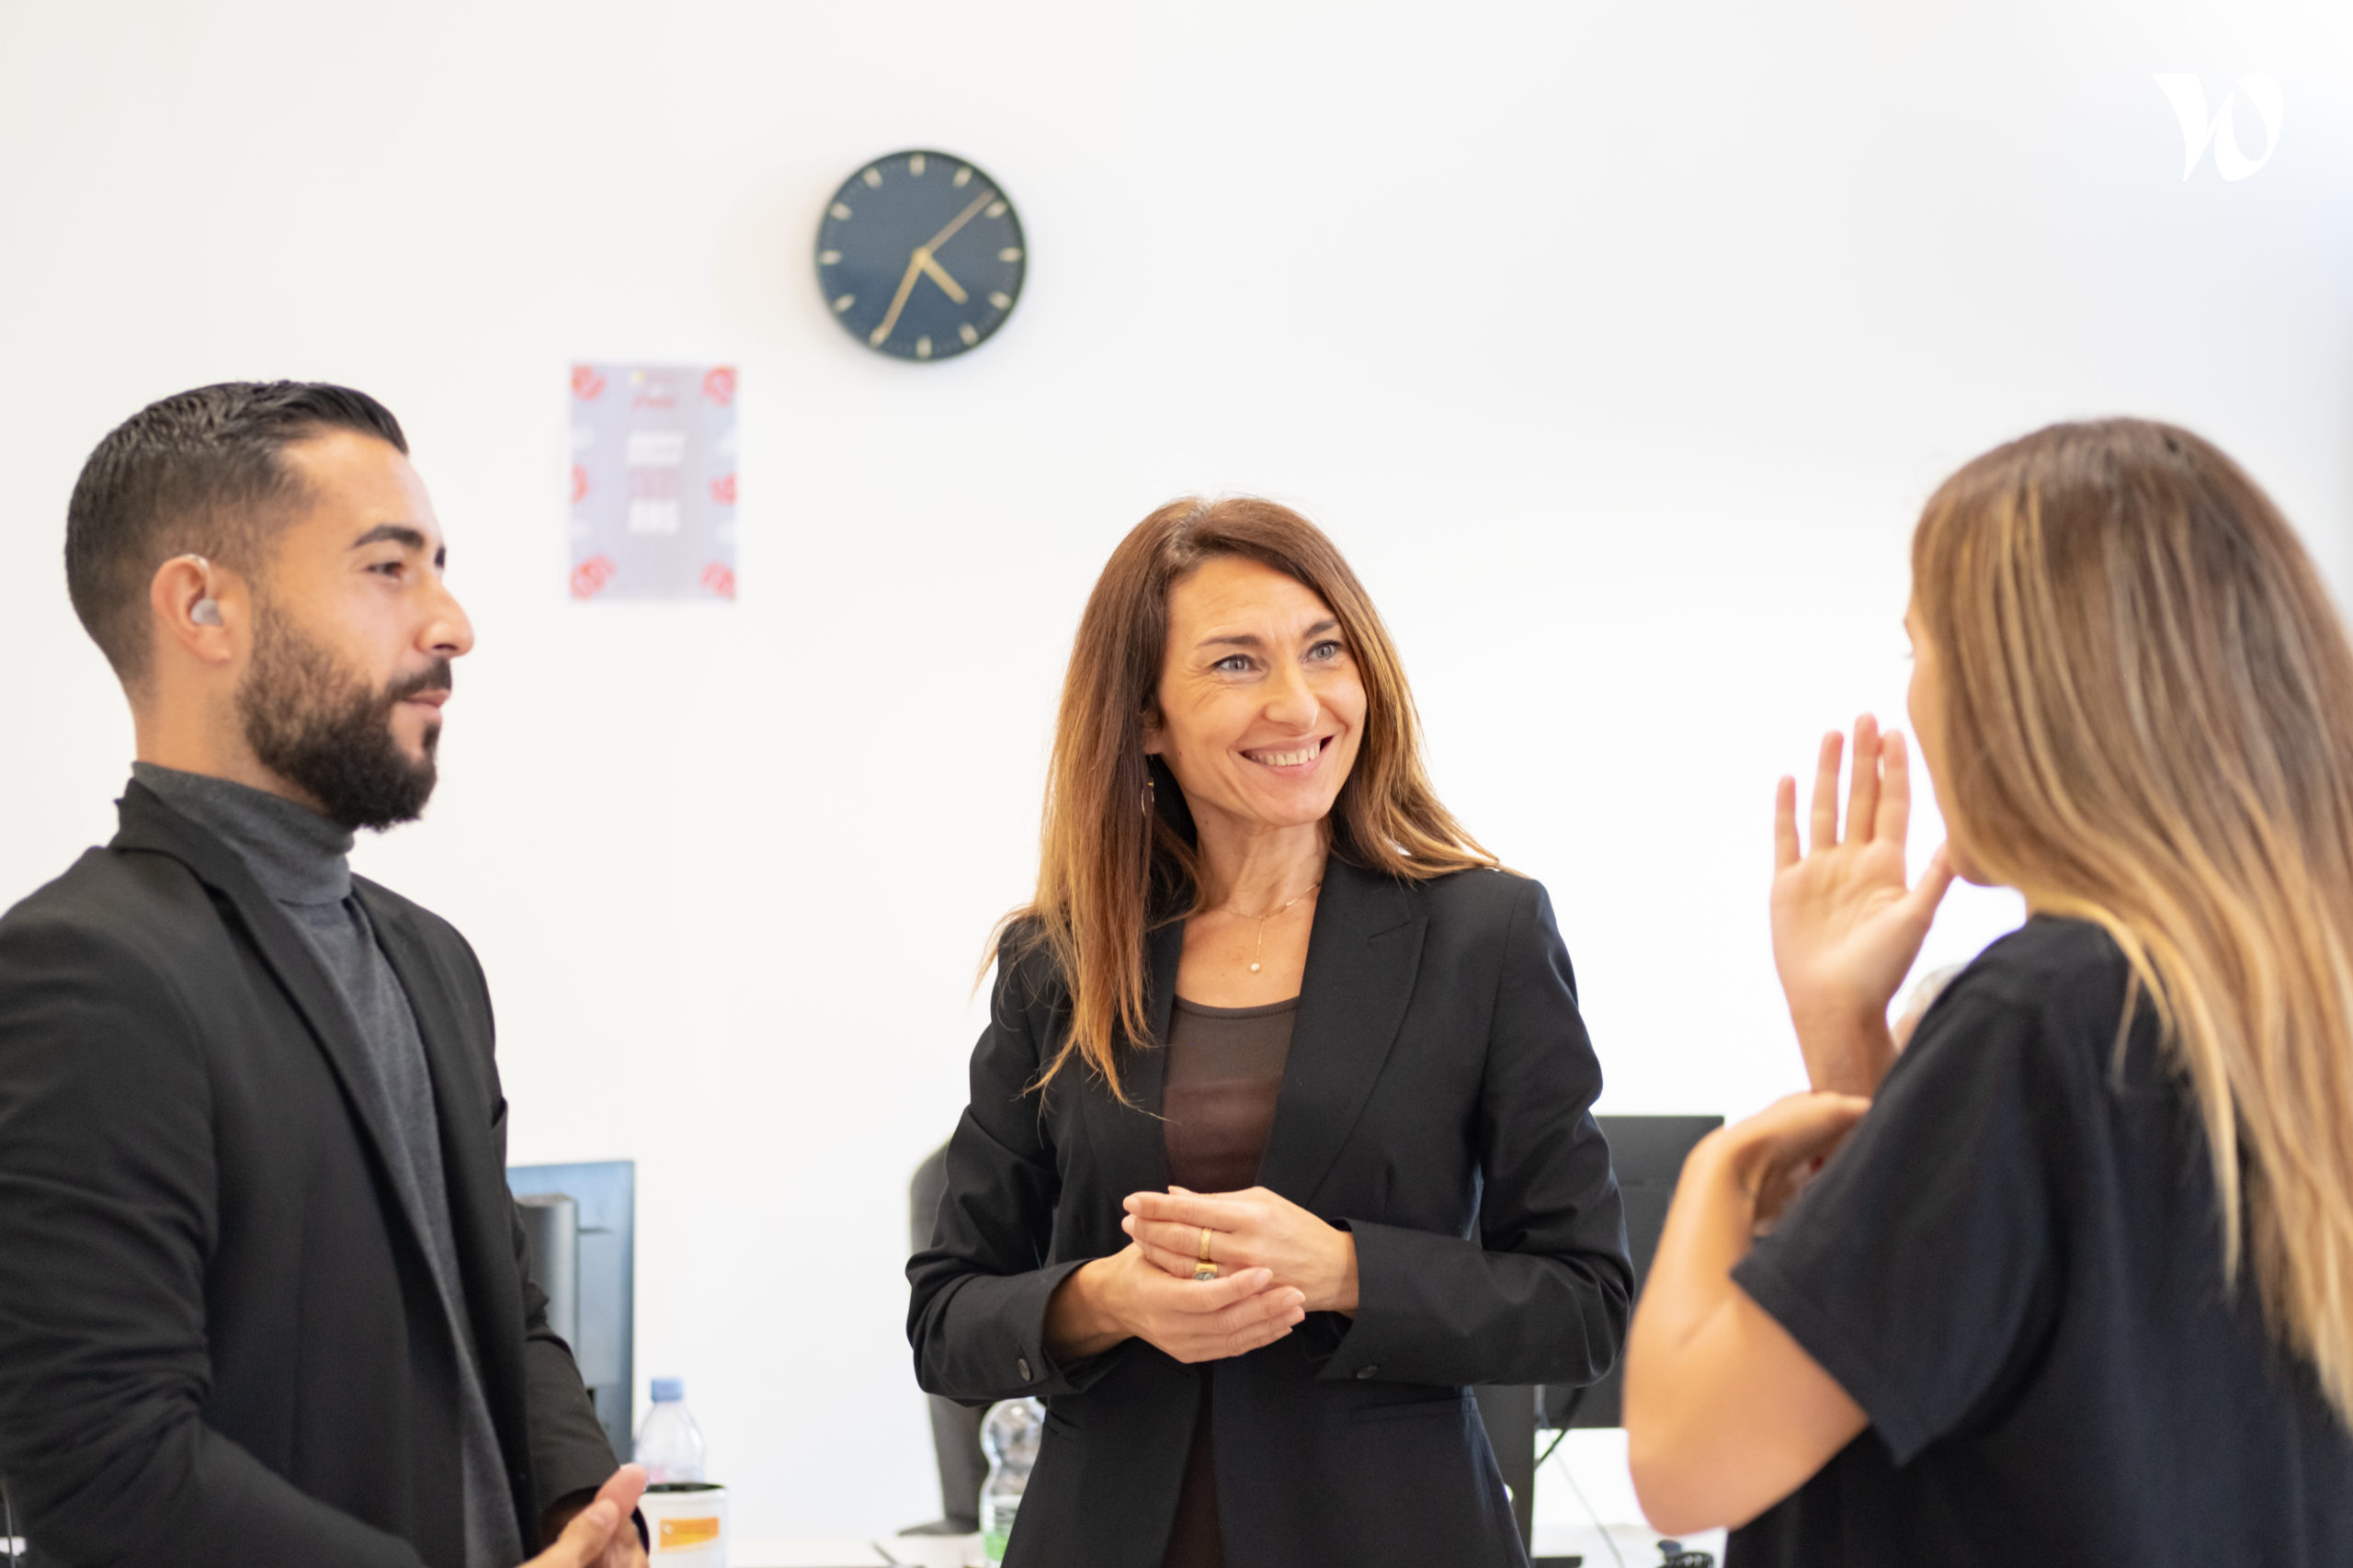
left=1256, top=856, right=1427, bottom=1209
left=111, top=786, right=430, bottom=1268
left=1074, top=916, right=1179, bottom=1210
left=361, top=885, right=535, bottom=1481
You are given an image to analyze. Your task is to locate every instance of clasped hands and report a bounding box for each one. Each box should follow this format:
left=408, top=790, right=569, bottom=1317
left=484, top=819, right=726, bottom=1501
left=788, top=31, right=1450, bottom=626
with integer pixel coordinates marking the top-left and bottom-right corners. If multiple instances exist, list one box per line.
left=1047, top=1187, right=1356, bottom=1366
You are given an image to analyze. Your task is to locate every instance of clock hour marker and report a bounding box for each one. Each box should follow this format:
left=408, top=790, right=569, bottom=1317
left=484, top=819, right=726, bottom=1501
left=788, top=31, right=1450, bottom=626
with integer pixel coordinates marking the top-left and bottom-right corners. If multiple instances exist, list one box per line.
left=999, top=247, right=1022, bottom=262
left=915, top=335, right=933, bottom=359
left=959, top=323, right=979, bottom=347
left=861, top=167, right=882, bottom=187
left=986, top=199, right=1006, bottom=218
left=953, top=166, right=972, bottom=187
left=818, top=250, right=842, bottom=266
left=833, top=294, right=855, bottom=313
left=909, top=153, right=926, bottom=176
left=830, top=201, right=852, bottom=221
left=988, top=291, right=1012, bottom=310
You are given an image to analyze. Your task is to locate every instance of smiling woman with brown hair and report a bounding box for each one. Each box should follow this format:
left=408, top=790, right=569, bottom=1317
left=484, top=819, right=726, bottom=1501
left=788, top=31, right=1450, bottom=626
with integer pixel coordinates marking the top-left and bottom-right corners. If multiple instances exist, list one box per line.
left=907, top=496, right=1632, bottom=1568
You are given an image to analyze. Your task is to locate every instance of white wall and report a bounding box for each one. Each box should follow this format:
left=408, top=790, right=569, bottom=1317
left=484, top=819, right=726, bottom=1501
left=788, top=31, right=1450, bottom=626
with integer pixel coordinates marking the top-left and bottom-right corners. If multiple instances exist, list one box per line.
left=3, top=0, right=2349, bottom=1539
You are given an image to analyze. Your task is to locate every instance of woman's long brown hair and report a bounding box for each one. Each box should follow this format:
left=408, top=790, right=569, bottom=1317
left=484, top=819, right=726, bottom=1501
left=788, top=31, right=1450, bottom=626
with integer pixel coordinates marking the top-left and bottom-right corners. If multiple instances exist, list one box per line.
left=1915, top=418, right=2353, bottom=1427
left=996, top=496, right=1495, bottom=1102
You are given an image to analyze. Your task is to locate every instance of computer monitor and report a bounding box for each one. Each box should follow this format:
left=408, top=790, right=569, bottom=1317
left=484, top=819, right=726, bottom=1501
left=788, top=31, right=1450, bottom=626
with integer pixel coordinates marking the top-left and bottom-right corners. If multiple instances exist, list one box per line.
left=509, top=1160, right=637, bottom=1460
left=1553, top=1114, right=1723, bottom=1428
left=1483, top=1113, right=1724, bottom=1549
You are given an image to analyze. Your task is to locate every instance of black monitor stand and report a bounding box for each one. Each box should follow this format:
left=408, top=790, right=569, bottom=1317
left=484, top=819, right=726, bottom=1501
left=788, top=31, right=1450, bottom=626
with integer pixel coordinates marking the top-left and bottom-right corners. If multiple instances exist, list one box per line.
left=509, top=1160, right=638, bottom=1461
left=1479, top=1115, right=1724, bottom=1562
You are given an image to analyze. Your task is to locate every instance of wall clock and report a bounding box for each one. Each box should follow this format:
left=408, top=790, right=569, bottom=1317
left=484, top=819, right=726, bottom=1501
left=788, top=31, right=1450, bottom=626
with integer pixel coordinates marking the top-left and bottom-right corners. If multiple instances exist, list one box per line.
left=815, top=151, right=1026, bottom=361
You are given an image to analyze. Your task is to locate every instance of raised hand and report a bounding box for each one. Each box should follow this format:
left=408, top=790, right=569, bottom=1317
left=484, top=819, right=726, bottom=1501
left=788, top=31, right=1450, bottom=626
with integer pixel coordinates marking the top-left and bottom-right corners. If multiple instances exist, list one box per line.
left=1121, top=1187, right=1358, bottom=1314
left=1771, top=716, right=1955, bottom=1096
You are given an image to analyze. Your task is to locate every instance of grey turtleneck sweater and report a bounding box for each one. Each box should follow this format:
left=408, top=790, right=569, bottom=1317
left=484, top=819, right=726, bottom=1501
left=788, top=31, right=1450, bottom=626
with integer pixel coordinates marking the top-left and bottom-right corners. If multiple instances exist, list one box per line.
left=131, top=764, right=524, bottom=1568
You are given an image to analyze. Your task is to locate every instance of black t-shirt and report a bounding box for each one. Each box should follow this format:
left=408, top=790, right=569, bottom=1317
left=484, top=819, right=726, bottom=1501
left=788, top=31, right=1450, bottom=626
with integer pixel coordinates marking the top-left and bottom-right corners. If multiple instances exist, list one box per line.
left=1729, top=915, right=2353, bottom=1567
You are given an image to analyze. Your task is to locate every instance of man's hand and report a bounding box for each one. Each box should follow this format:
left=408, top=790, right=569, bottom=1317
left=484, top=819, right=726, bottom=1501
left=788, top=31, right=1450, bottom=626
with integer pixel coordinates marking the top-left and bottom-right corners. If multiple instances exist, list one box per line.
left=1770, top=716, right=1955, bottom=1095
left=523, top=1464, right=648, bottom=1568
left=1121, top=1186, right=1359, bottom=1314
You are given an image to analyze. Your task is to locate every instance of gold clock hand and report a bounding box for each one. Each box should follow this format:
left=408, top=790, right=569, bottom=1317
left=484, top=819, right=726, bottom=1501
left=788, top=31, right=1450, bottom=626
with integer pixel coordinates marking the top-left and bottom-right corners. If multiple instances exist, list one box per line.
left=915, top=249, right=968, bottom=303
left=921, top=189, right=996, bottom=257
left=870, top=251, right=926, bottom=347
left=869, top=188, right=997, bottom=348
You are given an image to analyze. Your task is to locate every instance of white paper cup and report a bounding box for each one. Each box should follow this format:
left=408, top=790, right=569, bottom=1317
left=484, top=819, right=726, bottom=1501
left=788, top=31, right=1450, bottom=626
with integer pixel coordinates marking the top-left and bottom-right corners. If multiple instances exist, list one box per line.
left=641, top=1483, right=728, bottom=1565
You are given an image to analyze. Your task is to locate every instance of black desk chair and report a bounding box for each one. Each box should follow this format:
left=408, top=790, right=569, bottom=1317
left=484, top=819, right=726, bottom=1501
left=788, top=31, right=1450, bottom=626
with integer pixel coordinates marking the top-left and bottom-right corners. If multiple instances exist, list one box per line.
left=906, top=1146, right=986, bottom=1535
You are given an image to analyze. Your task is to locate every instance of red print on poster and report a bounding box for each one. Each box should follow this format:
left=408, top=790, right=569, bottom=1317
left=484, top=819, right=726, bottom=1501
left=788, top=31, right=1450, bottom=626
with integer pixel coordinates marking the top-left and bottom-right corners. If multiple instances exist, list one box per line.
left=699, top=563, right=737, bottom=600
left=571, top=464, right=590, bottom=504
left=710, top=473, right=735, bottom=505
left=571, top=365, right=606, bottom=400
left=571, top=555, right=618, bottom=599
left=702, top=367, right=737, bottom=407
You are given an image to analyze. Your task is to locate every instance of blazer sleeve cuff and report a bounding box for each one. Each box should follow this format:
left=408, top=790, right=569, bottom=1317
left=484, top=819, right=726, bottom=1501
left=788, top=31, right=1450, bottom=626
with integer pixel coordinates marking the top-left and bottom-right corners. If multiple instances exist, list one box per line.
left=939, top=1258, right=1131, bottom=1403
left=1313, top=1219, right=1461, bottom=1384
left=522, top=1336, right=626, bottom=1514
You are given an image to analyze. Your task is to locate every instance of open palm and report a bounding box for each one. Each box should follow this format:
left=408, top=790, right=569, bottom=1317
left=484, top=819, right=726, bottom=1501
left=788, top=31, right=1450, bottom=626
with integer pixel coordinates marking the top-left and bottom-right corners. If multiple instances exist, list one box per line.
left=1771, top=716, right=1955, bottom=1095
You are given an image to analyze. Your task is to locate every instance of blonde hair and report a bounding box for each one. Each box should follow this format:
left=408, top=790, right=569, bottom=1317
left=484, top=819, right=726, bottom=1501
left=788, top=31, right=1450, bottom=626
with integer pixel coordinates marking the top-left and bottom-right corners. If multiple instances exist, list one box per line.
left=998, top=496, right=1495, bottom=1102
left=1915, top=418, right=2353, bottom=1426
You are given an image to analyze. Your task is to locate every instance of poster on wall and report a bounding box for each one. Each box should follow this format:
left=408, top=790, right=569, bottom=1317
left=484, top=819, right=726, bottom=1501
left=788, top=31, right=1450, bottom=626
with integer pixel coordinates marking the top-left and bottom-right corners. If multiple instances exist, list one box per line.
left=568, top=363, right=738, bottom=602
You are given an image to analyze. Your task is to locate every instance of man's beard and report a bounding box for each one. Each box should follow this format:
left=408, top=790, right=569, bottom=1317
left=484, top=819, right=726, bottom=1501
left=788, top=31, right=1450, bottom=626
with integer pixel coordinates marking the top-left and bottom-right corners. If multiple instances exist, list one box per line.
left=237, top=609, right=450, bottom=833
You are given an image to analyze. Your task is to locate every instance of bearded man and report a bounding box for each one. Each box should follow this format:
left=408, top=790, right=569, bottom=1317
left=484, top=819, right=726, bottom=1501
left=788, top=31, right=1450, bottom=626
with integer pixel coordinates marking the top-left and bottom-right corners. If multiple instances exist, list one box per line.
left=0, top=383, right=646, bottom=1568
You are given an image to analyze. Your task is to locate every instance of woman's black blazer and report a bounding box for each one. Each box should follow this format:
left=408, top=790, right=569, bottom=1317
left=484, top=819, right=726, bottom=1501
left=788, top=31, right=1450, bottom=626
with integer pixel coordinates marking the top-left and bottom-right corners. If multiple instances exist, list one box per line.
left=906, top=855, right=1632, bottom=1568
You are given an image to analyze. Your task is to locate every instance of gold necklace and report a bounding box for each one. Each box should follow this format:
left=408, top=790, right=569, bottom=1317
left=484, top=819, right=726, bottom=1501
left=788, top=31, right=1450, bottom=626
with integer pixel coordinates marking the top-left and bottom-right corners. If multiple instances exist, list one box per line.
left=1228, top=881, right=1322, bottom=973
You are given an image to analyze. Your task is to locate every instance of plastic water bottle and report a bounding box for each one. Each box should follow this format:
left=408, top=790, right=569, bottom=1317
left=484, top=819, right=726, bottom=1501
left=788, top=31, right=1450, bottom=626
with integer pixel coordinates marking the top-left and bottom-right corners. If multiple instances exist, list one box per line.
left=634, top=1376, right=708, bottom=1483
left=978, top=1398, right=1043, bottom=1563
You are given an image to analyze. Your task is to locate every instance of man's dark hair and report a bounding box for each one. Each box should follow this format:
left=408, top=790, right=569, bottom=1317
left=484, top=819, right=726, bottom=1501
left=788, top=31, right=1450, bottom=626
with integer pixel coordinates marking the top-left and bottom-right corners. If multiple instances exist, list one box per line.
left=65, top=381, right=408, bottom=685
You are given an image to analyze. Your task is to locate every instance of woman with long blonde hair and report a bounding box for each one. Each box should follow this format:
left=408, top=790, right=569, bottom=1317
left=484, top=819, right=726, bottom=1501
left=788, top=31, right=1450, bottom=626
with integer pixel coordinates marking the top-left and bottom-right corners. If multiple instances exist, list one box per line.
left=909, top=497, right=1631, bottom=1568
left=1625, top=419, right=2353, bottom=1563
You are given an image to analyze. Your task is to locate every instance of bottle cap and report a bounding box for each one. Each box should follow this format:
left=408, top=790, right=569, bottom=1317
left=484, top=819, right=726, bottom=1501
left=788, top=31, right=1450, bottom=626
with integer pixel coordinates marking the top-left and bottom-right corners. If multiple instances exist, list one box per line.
left=651, top=1376, right=685, bottom=1402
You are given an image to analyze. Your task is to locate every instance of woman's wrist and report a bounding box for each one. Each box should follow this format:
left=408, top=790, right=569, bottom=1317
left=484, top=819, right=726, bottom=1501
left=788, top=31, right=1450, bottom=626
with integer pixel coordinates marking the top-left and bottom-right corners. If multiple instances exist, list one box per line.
left=1789, top=1004, right=1896, bottom=1096
left=1314, top=1227, right=1360, bottom=1315
left=1044, top=1256, right=1130, bottom=1361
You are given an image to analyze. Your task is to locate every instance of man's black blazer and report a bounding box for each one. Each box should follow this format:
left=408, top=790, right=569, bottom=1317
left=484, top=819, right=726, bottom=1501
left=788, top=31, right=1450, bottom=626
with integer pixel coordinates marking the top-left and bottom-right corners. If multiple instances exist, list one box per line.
left=907, top=856, right=1633, bottom=1568
left=0, top=784, right=618, bottom=1567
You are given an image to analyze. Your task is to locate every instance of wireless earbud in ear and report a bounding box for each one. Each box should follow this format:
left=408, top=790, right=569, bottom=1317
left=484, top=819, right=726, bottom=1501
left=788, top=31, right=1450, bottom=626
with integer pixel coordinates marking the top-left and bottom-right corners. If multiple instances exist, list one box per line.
left=177, top=553, right=223, bottom=628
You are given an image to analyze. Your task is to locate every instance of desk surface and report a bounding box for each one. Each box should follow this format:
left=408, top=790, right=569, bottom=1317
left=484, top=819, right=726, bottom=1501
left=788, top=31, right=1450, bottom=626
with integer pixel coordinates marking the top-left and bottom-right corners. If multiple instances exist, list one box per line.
left=735, top=1537, right=972, bottom=1568
left=734, top=1529, right=1721, bottom=1567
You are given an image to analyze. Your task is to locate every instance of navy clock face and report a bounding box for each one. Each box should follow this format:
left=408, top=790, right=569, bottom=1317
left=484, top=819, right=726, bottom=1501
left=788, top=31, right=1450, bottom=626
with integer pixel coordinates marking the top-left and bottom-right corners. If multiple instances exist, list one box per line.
left=815, top=151, right=1025, bottom=361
